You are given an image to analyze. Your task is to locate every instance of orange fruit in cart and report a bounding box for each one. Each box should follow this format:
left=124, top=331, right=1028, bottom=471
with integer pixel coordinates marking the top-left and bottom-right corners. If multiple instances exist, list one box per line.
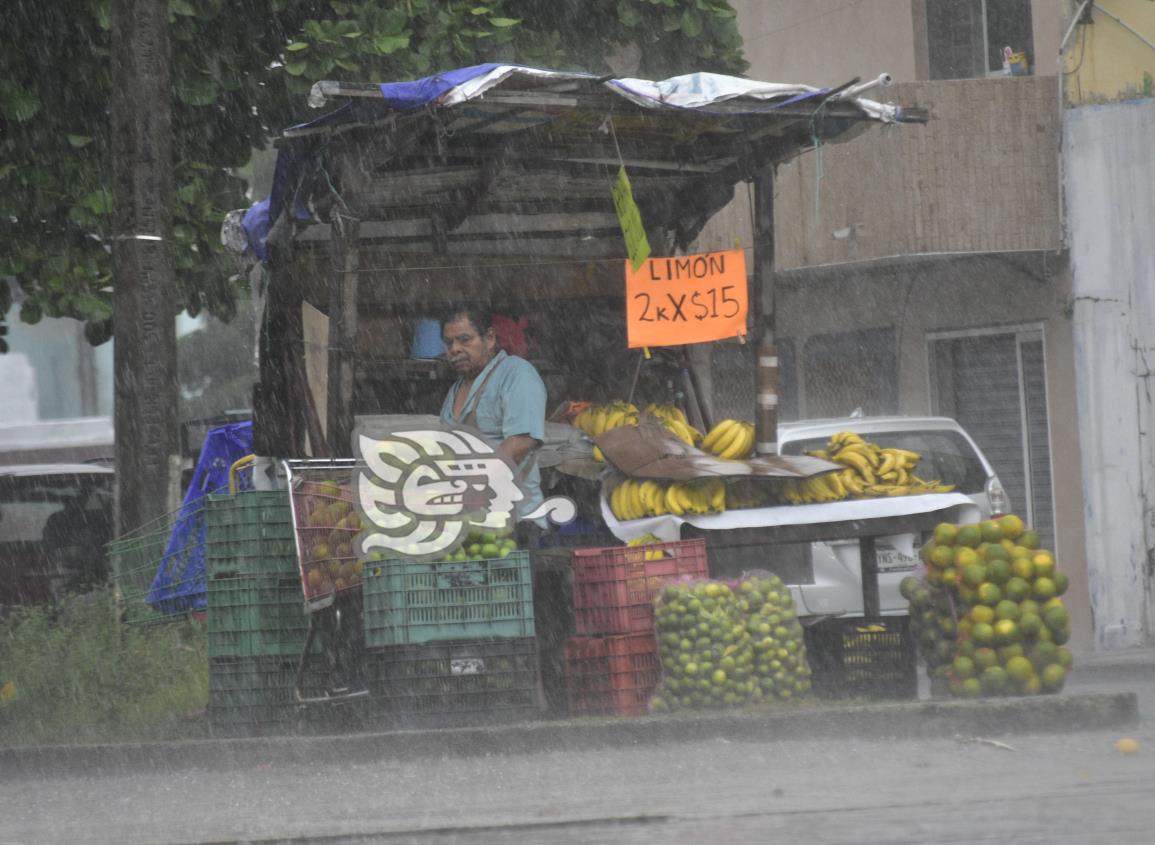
left=979, top=520, right=1003, bottom=543
left=1032, top=551, right=1056, bottom=578
left=955, top=524, right=982, bottom=548
left=306, top=568, right=324, bottom=591
left=998, top=514, right=1024, bottom=540
left=933, top=523, right=958, bottom=546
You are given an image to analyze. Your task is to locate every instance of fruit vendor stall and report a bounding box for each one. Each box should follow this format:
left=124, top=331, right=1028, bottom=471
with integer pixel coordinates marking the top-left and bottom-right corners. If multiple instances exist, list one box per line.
left=188, top=63, right=976, bottom=734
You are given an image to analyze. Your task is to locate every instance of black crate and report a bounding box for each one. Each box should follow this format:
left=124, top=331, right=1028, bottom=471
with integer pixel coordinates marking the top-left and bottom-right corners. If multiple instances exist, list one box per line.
left=207, top=655, right=365, bottom=737
left=363, top=638, right=542, bottom=729
left=804, top=617, right=918, bottom=701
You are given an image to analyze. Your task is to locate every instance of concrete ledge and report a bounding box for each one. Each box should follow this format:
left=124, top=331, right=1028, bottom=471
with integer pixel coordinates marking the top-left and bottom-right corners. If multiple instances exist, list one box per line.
left=0, top=691, right=1137, bottom=781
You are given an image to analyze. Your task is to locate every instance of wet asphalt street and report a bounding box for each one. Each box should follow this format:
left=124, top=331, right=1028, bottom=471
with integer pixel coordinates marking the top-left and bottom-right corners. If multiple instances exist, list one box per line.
left=2, top=660, right=1153, bottom=845
left=3, top=698, right=1154, bottom=845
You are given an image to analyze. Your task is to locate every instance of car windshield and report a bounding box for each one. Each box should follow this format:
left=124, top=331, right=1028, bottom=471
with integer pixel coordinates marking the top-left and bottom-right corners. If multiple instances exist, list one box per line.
left=780, top=430, right=990, bottom=494
left=0, top=474, right=114, bottom=543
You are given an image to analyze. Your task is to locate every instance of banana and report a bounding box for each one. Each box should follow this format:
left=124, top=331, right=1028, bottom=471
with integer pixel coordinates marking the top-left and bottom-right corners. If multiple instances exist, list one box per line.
left=807, top=448, right=831, bottom=460
left=836, top=442, right=880, bottom=468
left=889, top=447, right=922, bottom=464
left=718, top=423, right=754, bottom=460
left=709, top=479, right=726, bottom=513
left=876, top=452, right=898, bottom=477
left=639, top=480, right=663, bottom=516
left=609, top=483, right=626, bottom=520
left=709, top=420, right=745, bottom=458
left=840, top=468, right=865, bottom=494
left=835, top=449, right=875, bottom=483
left=629, top=480, right=646, bottom=520
left=590, top=408, right=606, bottom=436
left=830, top=431, right=865, bottom=448
left=593, top=445, right=604, bottom=462
left=701, top=419, right=739, bottom=454
left=604, top=408, right=627, bottom=432
left=573, top=408, right=591, bottom=435
left=664, top=417, right=696, bottom=447
left=664, top=483, right=686, bottom=516
left=823, top=471, right=847, bottom=500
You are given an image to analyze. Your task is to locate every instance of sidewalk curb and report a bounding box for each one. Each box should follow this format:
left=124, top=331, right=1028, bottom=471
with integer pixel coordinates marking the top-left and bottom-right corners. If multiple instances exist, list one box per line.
left=0, top=692, right=1137, bottom=781
left=1067, top=649, right=1155, bottom=683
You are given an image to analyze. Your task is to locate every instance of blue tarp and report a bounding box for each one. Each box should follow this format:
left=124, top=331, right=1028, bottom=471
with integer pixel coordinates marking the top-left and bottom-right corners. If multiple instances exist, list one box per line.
left=376, top=62, right=515, bottom=111
left=147, top=421, right=253, bottom=614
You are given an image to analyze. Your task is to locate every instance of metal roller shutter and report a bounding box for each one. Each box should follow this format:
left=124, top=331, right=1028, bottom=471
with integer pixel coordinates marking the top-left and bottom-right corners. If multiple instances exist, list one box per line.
left=930, top=329, right=1054, bottom=550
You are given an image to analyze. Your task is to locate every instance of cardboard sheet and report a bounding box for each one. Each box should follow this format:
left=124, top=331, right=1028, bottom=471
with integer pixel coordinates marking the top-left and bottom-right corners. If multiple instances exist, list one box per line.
left=600, top=491, right=982, bottom=544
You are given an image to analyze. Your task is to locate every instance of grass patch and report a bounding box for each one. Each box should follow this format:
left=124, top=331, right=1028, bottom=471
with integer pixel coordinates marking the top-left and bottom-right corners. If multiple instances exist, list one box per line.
left=0, top=588, right=208, bottom=746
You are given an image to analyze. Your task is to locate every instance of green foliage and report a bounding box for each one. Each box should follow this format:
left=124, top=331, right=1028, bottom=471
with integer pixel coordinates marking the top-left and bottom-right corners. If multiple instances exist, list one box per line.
left=0, top=589, right=209, bottom=745
left=0, top=0, right=746, bottom=343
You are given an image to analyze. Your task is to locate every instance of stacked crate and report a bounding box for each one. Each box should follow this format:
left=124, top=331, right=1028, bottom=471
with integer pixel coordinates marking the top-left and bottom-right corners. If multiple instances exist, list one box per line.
left=205, top=491, right=322, bottom=737
left=563, top=538, right=708, bottom=717
left=360, top=550, right=540, bottom=728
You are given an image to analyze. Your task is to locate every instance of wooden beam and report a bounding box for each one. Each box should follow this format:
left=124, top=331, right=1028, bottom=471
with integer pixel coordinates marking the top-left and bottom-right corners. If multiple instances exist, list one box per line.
left=326, top=211, right=360, bottom=457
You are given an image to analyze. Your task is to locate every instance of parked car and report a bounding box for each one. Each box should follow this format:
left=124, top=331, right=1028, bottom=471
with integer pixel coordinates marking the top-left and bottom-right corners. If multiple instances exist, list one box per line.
left=777, top=415, right=1007, bottom=619
left=0, top=463, right=115, bottom=608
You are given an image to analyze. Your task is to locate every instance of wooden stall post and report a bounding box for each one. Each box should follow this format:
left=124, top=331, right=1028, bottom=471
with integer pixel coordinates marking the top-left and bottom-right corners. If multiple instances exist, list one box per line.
left=327, top=210, right=360, bottom=457
left=752, top=166, right=779, bottom=455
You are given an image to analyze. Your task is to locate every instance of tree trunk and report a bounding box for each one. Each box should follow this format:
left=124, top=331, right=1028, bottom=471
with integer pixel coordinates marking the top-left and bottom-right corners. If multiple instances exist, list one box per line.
left=110, top=0, right=179, bottom=536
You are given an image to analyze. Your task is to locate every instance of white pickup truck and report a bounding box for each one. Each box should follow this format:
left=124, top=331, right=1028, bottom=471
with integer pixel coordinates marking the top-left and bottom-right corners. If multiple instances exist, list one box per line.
left=777, top=415, right=1008, bottom=619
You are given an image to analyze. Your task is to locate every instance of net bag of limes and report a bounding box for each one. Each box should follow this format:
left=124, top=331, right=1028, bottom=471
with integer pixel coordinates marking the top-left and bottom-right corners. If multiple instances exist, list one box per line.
left=902, top=514, right=1074, bottom=698
left=648, top=573, right=812, bottom=714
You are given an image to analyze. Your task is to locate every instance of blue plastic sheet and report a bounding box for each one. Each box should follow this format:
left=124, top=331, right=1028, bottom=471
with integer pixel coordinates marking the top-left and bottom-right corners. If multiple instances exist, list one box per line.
left=147, top=421, right=253, bottom=614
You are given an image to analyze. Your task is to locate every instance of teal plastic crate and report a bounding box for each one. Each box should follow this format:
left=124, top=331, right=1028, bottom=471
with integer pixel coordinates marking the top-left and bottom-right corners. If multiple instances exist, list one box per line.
left=205, top=492, right=299, bottom=577
left=363, top=552, right=535, bottom=647
left=207, top=574, right=314, bottom=658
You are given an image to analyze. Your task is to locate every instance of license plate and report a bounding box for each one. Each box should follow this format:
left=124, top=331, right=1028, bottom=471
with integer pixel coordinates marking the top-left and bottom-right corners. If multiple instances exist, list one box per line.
left=876, top=546, right=917, bottom=572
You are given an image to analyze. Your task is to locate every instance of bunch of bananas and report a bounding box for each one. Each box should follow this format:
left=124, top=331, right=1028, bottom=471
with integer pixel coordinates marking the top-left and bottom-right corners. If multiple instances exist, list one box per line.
left=777, top=472, right=851, bottom=504
left=626, top=532, right=668, bottom=560
left=573, top=401, right=639, bottom=437
left=572, top=401, right=639, bottom=461
left=609, top=477, right=728, bottom=521
left=804, top=431, right=957, bottom=499
left=645, top=403, right=703, bottom=447
left=700, top=418, right=757, bottom=461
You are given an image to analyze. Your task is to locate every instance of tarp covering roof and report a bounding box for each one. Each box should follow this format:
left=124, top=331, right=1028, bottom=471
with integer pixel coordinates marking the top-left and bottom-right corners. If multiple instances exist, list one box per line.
left=243, top=63, right=925, bottom=262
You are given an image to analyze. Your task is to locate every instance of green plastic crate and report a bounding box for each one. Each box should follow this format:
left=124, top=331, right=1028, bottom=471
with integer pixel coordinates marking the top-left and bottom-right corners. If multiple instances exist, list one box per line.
left=208, top=655, right=337, bottom=737
left=108, top=503, right=204, bottom=625
left=363, top=552, right=535, bottom=647
left=205, top=492, right=299, bottom=577
left=207, top=574, right=313, bottom=658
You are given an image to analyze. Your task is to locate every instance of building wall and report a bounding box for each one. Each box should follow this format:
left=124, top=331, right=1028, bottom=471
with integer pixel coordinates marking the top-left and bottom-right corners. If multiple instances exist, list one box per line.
left=731, top=0, right=919, bottom=85
left=1063, top=0, right=1155, bottom=104
left=1064, top=98, right=1155, bottom=648
left=772, top=77, right=1062, bottom=269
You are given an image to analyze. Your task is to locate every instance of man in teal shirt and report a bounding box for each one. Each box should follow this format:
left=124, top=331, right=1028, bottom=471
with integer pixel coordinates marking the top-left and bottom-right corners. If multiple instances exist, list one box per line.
left=438, top=306, right=546, bottom=531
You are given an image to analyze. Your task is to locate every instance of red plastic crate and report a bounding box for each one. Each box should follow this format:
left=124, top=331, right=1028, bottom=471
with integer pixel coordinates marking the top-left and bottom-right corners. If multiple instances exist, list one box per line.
left=564, top=632, right=662, bottom=716
left=570, top=538, right=708, bottom=635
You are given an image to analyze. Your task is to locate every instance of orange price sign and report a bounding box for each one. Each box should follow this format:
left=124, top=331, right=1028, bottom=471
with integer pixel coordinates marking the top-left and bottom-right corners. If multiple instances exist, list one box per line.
left=624, top=249, right=748, bottom=348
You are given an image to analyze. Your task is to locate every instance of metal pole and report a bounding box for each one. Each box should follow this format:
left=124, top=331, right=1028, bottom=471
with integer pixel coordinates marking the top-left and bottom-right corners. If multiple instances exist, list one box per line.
left=752, top=166, right=779, bottom=454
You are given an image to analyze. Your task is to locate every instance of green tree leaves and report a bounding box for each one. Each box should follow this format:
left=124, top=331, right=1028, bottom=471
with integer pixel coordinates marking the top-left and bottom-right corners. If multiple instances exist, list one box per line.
left=0, top=0, right=745, bottom=344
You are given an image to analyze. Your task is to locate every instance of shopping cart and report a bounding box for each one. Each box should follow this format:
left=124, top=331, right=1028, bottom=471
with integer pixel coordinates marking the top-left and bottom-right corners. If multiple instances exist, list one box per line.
left=284, top=458, right=369, bottom=710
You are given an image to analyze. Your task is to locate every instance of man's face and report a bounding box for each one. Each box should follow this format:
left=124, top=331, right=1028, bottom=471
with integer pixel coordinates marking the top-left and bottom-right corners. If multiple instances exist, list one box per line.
left=443, top=315, right=496, bottom=378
